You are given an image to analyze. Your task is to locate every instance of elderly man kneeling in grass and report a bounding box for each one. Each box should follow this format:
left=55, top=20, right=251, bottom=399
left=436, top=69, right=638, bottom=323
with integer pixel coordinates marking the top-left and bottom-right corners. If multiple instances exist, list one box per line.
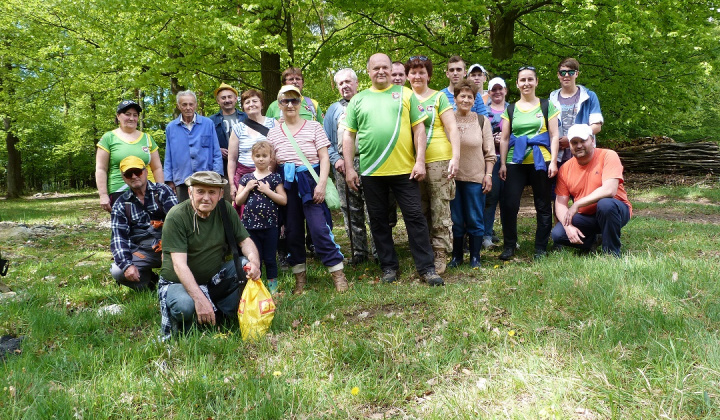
left=157, top=171, right=261, bottom=340
left=551, top=124, right=632, bottom=257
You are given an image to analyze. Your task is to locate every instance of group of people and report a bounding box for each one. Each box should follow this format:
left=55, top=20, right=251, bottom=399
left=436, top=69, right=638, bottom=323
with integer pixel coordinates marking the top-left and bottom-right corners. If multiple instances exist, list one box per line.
left=95, top=53, right=632, bottom=339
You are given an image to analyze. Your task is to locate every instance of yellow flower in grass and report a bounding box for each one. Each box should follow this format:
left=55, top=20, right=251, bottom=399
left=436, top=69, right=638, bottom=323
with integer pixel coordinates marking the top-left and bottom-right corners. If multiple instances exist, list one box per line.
left=351, top=387, right=360, bottom=395
left=508, top=330, right=516, bottom=337
left=273, top=371, right=282, bottom=377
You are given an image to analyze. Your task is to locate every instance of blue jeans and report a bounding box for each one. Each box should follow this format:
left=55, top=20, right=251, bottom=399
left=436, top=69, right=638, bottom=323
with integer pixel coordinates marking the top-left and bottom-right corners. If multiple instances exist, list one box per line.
left=165, top=260, right=241, bottom=327
left=450, top=180, right=486, bottom=237
left=248, top=227, right=279, bottom=279
left=551, top=198, right=631, bottom=257
left=483, top=158, right=504, bottom=238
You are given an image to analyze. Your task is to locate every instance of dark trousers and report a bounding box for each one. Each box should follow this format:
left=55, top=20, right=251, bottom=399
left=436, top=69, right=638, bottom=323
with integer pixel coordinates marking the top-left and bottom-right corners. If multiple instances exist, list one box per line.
left=362, top=175, right=434, bottom=274
left=248, top=227, right=279, bottom=279
left=285, top=181, right=344, bottom=267
left=551, top=198, right=631, bottom=257
left=501, top=163, right=553, bottom=251
left=483, top=158, right=504, bottom=237
left=176, top=184, right=189, bottom=202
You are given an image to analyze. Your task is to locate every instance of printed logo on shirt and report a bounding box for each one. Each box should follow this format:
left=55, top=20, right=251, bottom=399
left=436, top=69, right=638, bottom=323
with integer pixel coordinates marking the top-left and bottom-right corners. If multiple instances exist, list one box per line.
left=535, top=113, right=543, bottom=119
left=418, top=105, right=425, bottom=112
left=426, top=105, right=434, bottom=112
left=142, top=146, right=149, bottom=153
left=392, top=92, right=400, bottom=100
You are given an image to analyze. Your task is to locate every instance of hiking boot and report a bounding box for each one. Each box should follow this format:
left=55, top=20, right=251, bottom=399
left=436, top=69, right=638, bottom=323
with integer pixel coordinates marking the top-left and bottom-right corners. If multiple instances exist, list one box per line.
left=533, top=248, right=548, bottom=261
left=421, top=270, right=444, bottom=286
left=499, top=247, right=515, bottom=261
left=293, top=271, right=307, bottom=295
left=469, top=236, right=482, bottom=269
left=267, top=278, right=278, bottom=295
left=381, top=269, right=397, bottom=283
left=331, top=270, right=349, bottom=293
left=433, top=249, right=447, bottom=275
left=482, top=236, right=495, bottom=249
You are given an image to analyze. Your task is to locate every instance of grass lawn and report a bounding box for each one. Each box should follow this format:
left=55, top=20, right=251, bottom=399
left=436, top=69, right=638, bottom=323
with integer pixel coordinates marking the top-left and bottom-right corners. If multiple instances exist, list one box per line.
left=0, top=177, right=719, bottom=419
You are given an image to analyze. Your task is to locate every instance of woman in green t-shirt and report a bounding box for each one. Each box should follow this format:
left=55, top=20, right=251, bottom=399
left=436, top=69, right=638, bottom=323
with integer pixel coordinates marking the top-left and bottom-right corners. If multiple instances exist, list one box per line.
left=95, top=100, right=164, bottom=212
left=497, top=66, right=560, bottom=261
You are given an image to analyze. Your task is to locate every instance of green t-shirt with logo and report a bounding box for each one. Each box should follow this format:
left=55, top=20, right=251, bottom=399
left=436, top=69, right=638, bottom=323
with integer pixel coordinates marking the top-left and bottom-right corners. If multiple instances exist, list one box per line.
left=342, top=85, right=427, bottom=176
left=418, top=91, right=453, bottom=163
left=97, top=131, right=158, bottom=193
left=501, top=101, right=559, bottom=164
left=160, top=200, right=250, bottom=285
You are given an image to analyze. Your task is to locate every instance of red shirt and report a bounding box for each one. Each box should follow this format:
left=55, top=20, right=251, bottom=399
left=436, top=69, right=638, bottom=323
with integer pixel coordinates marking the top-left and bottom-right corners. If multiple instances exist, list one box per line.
left=556, top=148, right=632, bottom=217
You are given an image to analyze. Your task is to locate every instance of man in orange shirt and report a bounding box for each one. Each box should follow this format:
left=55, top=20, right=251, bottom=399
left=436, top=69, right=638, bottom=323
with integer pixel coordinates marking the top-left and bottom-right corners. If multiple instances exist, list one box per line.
left=551, top=124, right=632, bottom=256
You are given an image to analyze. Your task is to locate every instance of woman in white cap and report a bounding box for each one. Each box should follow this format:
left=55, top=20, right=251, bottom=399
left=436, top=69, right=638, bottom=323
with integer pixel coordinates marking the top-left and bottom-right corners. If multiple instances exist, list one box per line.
left=96, top=99, right=164, bottom=212
left=266, top=85, right=348, bottom=294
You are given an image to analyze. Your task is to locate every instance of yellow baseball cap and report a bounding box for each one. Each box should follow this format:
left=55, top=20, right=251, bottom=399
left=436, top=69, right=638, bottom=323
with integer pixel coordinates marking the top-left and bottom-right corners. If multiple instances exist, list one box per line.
left=119, top=156, right=146, bottom=174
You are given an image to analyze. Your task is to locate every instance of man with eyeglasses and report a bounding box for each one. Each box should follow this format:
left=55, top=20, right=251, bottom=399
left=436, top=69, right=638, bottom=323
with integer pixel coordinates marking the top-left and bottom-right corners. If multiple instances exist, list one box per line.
left=549, top=58, right=604, bottom=165
left=551, top=124, right=631, bottom=257
left=110, top=156, right=178, bottom=291
left=440, top=55, right=489, bottom=117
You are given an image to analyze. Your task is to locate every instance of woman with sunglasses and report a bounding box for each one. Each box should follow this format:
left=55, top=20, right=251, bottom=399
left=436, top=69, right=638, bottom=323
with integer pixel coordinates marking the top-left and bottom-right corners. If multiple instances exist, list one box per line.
left=266, top=85, right=348, bottom=294
left=498, top=66, right=560, bottom=260
left=227, top=89, right=277, bottom=201
left=96, top=100, right=164, bottom=212
left=405, top=55, right=461, bottom=274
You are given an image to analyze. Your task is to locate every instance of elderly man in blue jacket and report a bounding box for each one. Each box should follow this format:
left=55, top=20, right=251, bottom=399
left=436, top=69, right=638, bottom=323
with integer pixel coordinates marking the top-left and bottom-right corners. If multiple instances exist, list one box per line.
left=164, top=90, right=224, bottom=202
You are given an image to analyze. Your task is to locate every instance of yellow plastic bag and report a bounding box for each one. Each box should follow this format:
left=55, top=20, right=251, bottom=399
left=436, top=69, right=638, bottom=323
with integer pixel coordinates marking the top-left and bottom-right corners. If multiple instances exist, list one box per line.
left=238, top=279, right=275, bottom=341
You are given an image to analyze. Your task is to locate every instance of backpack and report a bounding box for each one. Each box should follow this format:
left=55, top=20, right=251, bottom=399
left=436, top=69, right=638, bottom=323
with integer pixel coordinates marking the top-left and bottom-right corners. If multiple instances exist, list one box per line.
left=507, top=98, right=549, bottom=134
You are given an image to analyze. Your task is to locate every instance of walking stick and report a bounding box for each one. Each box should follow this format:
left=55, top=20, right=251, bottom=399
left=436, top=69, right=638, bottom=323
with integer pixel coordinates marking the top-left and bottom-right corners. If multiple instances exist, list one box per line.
left=344, top=178, right=355, bottom=263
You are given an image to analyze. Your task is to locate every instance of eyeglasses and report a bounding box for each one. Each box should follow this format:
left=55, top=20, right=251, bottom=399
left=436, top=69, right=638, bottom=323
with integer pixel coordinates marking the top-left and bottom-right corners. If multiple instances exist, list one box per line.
left=123, top=168, right=144, bottom=178
left=279, top=98, right=301, bottom=106
left=518, top=66, right=536, bottom=73
left=410, top=55, right=428, bottom=61
left=558, top=70, right=578, bottom=77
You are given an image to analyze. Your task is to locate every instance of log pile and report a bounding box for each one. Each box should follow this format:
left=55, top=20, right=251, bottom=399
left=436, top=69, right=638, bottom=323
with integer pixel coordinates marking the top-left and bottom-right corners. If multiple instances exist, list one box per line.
left=615, top=141, right=720, bottom=174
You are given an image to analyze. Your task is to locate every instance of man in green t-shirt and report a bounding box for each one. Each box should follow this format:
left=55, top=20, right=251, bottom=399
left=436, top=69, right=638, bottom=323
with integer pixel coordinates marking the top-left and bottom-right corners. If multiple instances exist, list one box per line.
left=342, top=53, right=443, bottom=287
left=157, top=171, right=261, bottom=339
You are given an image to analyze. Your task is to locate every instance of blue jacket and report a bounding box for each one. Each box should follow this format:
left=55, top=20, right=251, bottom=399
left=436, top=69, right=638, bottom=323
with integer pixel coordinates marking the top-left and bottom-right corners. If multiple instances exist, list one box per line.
left=549, top=85, right=603, bottom=132
left=441, top=87, right=489, bottom=117
left=209, top=109, right=248, bottom=150
left=322, top=100, right=347, bottom=166
left=164, top=114, right=224, bottom=184
left=509, top=132, right=551, bottom=172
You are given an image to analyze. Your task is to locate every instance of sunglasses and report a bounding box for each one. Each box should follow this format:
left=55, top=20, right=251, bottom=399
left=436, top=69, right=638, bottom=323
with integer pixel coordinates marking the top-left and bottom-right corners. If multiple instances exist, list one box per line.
left=558, top=70, right=578, bottom=77
left=518, top=66, right=536, bottom=73
left=123, top=168, right=144, bottom=178
left=279, top=98, right=301, bottom=106
left=409, top=55, right=428, bottom=61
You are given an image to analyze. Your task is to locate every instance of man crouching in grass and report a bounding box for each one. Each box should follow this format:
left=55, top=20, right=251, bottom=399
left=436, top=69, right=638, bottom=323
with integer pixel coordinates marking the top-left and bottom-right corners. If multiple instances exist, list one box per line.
left=157, top=171, right=261, bottom=340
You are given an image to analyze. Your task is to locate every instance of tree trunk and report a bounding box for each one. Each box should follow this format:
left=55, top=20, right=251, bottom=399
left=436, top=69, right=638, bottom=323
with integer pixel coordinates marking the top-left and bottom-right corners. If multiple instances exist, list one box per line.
left=261, top=51, right=281, bottom=114
left=490, top=11, right=516, bottom=61
left=4, top=117, right=23, bottom=198
left=286, top=10, right=294, bottom=63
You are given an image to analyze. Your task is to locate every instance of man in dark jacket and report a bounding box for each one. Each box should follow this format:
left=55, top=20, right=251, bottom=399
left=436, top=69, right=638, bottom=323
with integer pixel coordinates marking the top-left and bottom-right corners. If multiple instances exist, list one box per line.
left=209, top=83, right=247, bottom=199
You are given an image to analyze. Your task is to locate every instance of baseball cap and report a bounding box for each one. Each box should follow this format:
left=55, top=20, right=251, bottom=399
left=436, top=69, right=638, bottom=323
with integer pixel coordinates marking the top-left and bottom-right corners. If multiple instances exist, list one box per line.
left=487, top=77, right=506, bottom=90
left=214, top=83, right=238, bottom=97
left=567, top=124, right=594, bottom=141
left=117, top=100, right=142, bottom=114
left=119, top=156, right=146, bottom=174
left=467, top=64, right=487, bottom=76
left=277, top=85, right=302, bottom=100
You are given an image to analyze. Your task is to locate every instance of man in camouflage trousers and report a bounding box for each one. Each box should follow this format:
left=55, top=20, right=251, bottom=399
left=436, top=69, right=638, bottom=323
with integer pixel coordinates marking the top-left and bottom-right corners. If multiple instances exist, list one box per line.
left=324, top=68, right=374, bottom=265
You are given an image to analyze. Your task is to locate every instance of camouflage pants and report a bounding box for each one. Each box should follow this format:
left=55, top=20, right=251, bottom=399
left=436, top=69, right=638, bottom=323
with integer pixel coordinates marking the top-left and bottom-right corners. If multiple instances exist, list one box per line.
left=419, top=160, right=455, bottom=253
left=335, top=157, right=375, bottom=258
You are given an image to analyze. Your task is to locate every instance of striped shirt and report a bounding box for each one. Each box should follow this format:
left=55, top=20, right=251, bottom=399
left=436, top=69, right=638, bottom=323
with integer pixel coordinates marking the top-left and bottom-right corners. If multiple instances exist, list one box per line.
left=267, top=120, right=330, bottom=166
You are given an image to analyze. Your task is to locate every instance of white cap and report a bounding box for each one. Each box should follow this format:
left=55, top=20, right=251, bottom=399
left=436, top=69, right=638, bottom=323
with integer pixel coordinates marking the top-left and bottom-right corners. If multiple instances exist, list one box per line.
left=567, top=124, right=594, bottom=141
left=487, top=77, right=506, bottom=90
left=277, top=85, right=302, bottom=100
left=467, top=64, right=487, bottom=76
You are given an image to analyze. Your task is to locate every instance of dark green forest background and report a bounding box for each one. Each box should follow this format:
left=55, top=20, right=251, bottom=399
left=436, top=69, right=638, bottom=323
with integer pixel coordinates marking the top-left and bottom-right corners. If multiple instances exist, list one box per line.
left=1, top=0, right=718, bottom=197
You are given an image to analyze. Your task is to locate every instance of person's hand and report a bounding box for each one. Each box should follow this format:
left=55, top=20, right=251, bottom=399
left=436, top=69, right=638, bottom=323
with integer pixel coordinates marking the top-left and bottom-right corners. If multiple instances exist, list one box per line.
left=167, top=181, right=176, bottom=194
left=410, top=162, right=426, bottom=182
left=245, top=179, right=258, bottom=191
left=447, top=158, right=459, bottom=179
left=124, top=265, right=140, bottom=282
left=559, top=136, right=569, bottom=149
left=313, top=183, right=326, bottom=204
left=482, top=174, right=492, bottom=194
left=335, top=159, right=345, bottom=175
left=547, top=161, right=558, bottom=178
left=345, top=168, right=360, bottom=192
left=564, top=203, right=579, bottom=226
left=152, top=240, right=163, bottom=253
left=194, top=295, right=216, bottom=326
left=230, top=184, right=237, bottom=198
left=256, top=179, right=271, bottom=195
left=243, top=262, right=261, bottom=281
left=220, top=148, right=229, bottom=158
left=100, top=194, right=111, bottom=213
left=498, top=164, right=507, bottom=181
left=563, top=224, right=585, bottom=244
